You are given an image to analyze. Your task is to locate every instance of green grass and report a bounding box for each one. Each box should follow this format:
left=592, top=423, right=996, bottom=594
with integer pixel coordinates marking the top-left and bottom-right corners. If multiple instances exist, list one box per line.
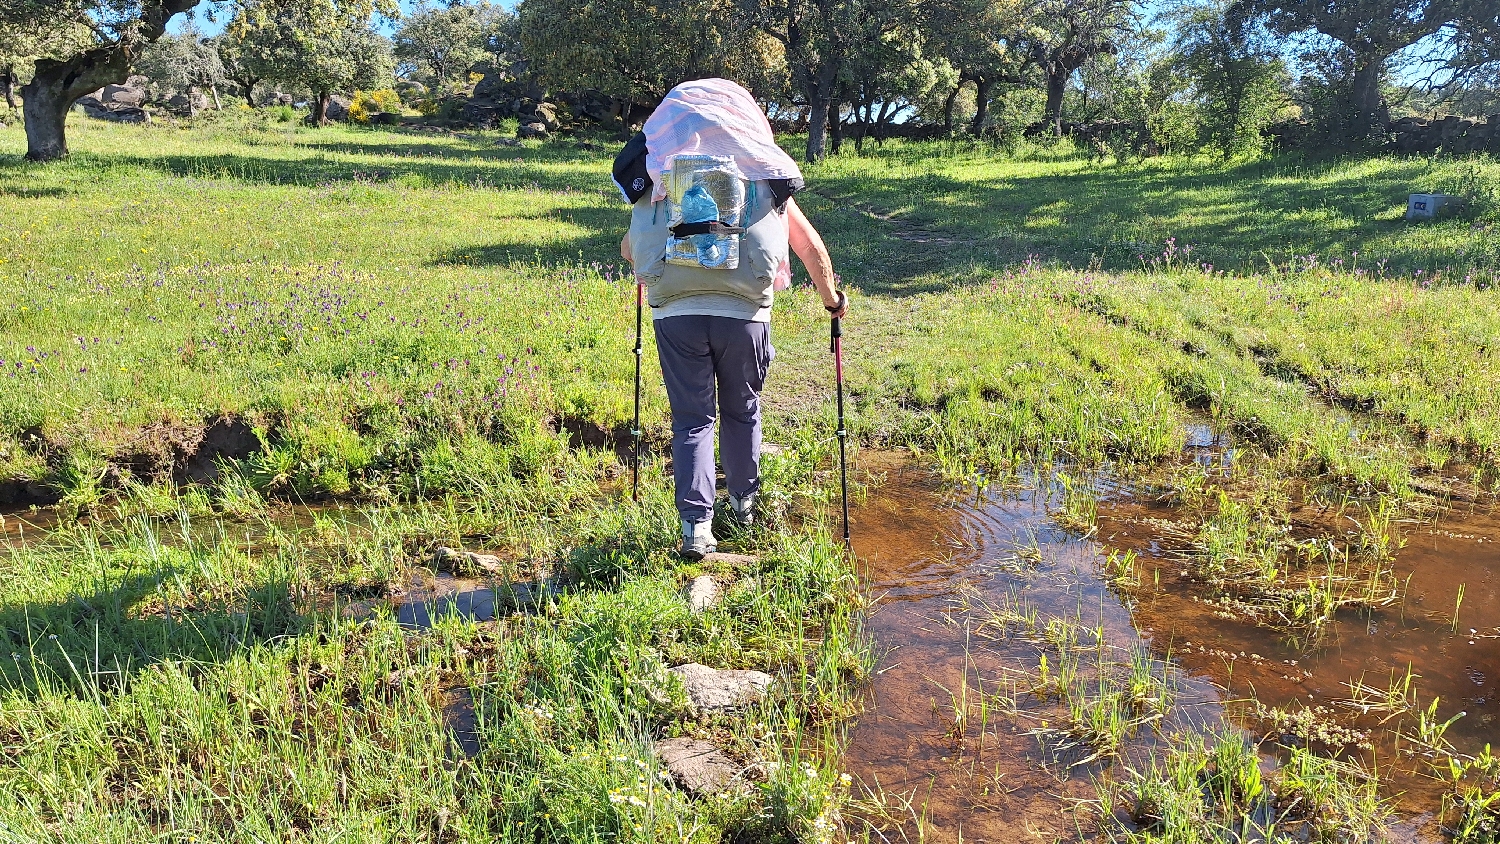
left=805, top=139, right=1500, bottom=292
left=2, top=114, right=1499, bottom=840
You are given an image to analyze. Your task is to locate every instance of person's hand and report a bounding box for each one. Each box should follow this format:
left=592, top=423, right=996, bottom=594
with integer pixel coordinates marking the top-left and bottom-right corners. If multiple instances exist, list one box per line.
left=824, top=289, right=848, bottom=319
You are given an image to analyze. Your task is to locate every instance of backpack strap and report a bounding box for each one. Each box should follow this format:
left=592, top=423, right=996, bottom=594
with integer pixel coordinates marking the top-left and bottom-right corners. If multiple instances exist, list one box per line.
left=670, top=221, right=747, bottom=237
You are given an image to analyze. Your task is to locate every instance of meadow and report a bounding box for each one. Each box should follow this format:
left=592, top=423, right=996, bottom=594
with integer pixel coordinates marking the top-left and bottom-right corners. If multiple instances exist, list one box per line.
left=1, top=111, right=1499, bottom=842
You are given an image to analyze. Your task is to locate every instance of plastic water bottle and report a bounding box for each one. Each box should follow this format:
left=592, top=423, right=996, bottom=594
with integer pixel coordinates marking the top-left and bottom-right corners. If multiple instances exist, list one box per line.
left=680, top=184, right=728, bottom=267
left=680, top=183, right=719, bottom=224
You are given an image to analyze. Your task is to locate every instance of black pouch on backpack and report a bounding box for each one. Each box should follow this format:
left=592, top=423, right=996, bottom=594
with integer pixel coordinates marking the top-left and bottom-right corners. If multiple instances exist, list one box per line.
left=612, top=132, right=653, bottom=203
left=766, top=177, right=805, bottom=211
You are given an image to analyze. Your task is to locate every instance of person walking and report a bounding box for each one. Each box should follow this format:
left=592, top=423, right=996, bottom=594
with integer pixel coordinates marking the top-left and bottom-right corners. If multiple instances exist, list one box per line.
left=614, top=79, right=848, bottom=560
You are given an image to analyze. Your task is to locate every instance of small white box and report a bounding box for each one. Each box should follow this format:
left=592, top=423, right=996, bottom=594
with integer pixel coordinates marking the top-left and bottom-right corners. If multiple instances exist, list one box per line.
left=1406, top=193, right=1455, bottom=221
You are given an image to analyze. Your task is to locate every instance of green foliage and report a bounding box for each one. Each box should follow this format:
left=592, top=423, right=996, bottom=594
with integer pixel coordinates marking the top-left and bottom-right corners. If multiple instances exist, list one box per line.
left=132, top=21, right=225, bottom=102
left=228, top=0, right=395, bottom=115
left=518, top=0, right=777, bottom=103
left=1171, top=0, right=1289, bottom=157
left=1446, top=159, right=1500, bottom=222
left=0, top=2, right=91, bottom=90
left=1113, top=730, right=1391, bottom=842
left=349, top=87, right=402, bottom=122
left=392, top=1, right=508, bottom=94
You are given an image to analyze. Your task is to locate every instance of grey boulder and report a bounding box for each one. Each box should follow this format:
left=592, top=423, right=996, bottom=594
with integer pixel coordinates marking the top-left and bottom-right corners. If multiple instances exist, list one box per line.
left=655, top=738, right=745, bottom=796
left=77, top=97, right=149, bottom=123
left=326, top=95, right=351, bottom=121
left=98, top=83, right=146, bottom=107
left=670, top=663, right=771, bottom=714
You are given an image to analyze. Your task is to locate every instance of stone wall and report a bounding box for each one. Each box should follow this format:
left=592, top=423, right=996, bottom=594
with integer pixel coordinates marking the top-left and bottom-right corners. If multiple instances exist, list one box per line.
left=1389, top=114, right=1500, bottom=154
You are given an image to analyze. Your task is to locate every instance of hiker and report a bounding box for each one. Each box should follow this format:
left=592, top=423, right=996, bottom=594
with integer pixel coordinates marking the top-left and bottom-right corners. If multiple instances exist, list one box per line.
left=614, top=78, right=848, bottom=560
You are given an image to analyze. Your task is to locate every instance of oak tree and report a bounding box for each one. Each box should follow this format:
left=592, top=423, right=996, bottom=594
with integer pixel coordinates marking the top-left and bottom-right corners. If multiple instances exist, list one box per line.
left=1230, top=0, right=1495, bottom=138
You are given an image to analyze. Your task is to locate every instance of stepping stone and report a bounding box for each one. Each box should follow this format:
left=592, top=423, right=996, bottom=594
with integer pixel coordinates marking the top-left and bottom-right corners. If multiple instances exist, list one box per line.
left=655, top=737, right=744, bottom=796
left=701, top=552, right=758, bottom=566
left=670, top=663, right=772, bottom=714
left=684, top=576, right=718, bottom=613
left=432, top=546, right=506, bottom=575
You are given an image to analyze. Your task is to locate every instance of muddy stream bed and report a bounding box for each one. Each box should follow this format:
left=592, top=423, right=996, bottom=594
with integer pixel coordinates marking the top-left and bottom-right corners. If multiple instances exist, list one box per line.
left=842, top=453, right=1499, bottom=842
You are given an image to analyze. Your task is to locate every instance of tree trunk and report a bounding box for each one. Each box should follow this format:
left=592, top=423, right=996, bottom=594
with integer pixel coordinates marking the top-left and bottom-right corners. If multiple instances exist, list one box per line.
left=942, top=80, right=961, bottom=133
left=874, top=100, right=892, bottom=145
left=312, top=91, right=331, bottom=126
left=799, top=57, right=840, bottom=164
left=1349, top=54, right=1389, bottom=138
left=830, top=103, right=845, bottom=155
left=970, top=77, right=993, bottom=135
left=239, top=77, right=258, bottom=106
left=20, top=77, right=72, bottom=161
left=806, top=96, right=831, bottom=163
left=1044, top=68, right=1067, bottom=136
left=188, top=85, right=199, bottom=117
left=1, top=69, right=16, bottom=111
left=209, top=85, right=221, bottom=110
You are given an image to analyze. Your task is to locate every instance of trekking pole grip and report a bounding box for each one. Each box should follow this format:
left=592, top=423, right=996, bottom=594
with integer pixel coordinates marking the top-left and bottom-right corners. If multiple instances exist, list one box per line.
left=827, top=290, right=846, bottom=353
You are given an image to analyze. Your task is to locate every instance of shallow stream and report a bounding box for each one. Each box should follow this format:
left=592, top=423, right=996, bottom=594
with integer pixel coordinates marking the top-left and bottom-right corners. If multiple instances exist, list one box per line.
left=843, top=454, right=1498, bottom=842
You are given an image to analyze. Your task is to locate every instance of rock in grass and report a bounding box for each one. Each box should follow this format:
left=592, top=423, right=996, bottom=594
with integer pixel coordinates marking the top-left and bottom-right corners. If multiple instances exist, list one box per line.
left=432, top=546, right=505, bottom=575
left=655, top=737, right=744, bottom=796
left=465, top=552, right=505, bottom=574
left=701, top=552, right=758, bottom=567
left=684, top=576, right=718, bottom=613
left=670, top=663, right=771, bottom=714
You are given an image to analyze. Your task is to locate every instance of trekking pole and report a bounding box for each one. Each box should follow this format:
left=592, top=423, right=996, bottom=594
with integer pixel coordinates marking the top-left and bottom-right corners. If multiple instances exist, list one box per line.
left=632, top=279, right=644, bottom=502
left=830, top=293, right=850, bottom=547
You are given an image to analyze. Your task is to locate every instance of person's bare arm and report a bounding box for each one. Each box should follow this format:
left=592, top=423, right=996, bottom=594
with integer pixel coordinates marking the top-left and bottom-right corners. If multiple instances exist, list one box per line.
left=786, top=198, right=847, bottom=318
left=620, top=232, right=633, bottom=264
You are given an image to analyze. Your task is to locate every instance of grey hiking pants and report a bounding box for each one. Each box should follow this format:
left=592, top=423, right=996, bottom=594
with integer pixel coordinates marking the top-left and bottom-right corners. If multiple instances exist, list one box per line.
left=653, top=315, right=774, bottom=524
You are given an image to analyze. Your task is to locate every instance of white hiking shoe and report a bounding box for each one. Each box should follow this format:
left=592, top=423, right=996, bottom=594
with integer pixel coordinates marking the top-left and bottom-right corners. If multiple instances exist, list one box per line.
left=680, top=519, right=717, bottom=560
left=728, top=492, right=756, bottom=526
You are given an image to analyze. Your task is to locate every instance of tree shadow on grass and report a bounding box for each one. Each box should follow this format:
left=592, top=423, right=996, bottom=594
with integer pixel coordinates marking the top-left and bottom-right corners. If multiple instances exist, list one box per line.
left=0, top=567, right=300, bottom=697
left=429, top=204, right=625, bottom=268
left=0, top=184, right=70, bottom=199
left=807, top=154, right=1486, bottom=293
left=303, top=137, right=612, bottom=166
left=96, top=151, right=604, bottom=194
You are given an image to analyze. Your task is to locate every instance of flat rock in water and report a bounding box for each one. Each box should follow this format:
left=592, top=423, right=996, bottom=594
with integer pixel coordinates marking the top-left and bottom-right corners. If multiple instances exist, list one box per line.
left=670, top=663, right=771, bottom=714
left=655, top=737, right=743, bottom=795
left=684, top=575, right=718, bottom=613
left=432, top=546, right=506, bottom=575
left=465, top=552, right=505, bottom=574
